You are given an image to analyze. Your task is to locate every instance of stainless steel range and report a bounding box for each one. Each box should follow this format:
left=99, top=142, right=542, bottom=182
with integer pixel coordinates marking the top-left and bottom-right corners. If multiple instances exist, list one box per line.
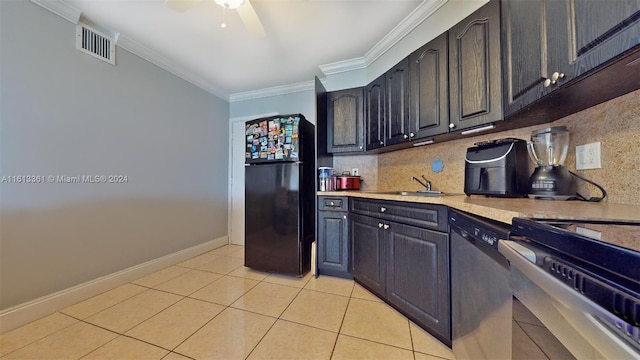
left=500, top=218, right=640, bottom=359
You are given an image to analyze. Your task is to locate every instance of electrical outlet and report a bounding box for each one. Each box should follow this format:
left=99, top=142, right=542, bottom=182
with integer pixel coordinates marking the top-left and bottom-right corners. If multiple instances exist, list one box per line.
left=352, top=168, right=359, bottom=176
left=576, top=142, right=602, bottom=170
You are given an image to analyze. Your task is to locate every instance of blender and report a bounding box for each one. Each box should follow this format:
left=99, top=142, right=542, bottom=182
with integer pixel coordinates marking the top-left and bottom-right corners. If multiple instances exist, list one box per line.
left=527, top=126, right=577, bottom=200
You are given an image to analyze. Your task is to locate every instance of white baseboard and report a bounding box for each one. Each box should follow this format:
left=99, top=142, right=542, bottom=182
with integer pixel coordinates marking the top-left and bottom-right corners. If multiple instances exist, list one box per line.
left=0, top=236, right=229, bottom=334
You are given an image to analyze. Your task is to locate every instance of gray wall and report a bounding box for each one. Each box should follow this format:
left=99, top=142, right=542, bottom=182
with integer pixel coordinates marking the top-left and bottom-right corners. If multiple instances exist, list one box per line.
left=0, top=0, right=229, bottom=309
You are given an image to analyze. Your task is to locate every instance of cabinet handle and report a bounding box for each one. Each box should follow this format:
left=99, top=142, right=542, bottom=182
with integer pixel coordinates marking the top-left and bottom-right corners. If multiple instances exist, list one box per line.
left=359, top=146, right=363, bottom=150
left=343, top=215, right=347, bottom=219
left=383, top=224, right=390, bottom=230
left=329, top=201, right=334, bottom=206
left=379, top=223, right=384, bottom=228
left=544, top=72, right=565, bottom=87
left=379, top=141, right=384, bottom=145
left=403, top=134, right=409, bottom=139
left=410, top=132, right=415, bottom=138
left=380, top=207, right=386, bottom=212
left=449, top=123, right=455, bottom=129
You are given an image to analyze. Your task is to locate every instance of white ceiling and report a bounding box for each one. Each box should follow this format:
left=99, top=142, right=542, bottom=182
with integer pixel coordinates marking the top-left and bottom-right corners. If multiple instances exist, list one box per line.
left=40, top=0, right=450, bottom=99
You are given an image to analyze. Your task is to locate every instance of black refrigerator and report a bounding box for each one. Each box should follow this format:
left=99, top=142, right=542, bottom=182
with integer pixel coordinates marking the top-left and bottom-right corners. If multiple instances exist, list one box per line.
left=244, top=114, right=315, bottom=276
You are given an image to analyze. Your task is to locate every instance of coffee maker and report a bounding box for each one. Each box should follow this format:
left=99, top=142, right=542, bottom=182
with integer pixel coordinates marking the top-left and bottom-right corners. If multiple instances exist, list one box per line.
left=527, top=126, right=577, bottom=200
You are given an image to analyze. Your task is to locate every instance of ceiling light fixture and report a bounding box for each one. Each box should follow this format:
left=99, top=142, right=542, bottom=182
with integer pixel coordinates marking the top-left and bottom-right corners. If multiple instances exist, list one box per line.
left=214, top=0, right=244, bottom=9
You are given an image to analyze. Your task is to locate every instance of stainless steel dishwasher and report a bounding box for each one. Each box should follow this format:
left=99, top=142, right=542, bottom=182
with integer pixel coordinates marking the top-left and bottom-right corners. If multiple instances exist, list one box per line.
left=449, top=209, right=513, bottom=359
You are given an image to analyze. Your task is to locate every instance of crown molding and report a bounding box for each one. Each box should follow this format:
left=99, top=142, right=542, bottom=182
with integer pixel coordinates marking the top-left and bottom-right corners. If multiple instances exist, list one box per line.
left=30, top=0, right=447, bottom=102
left=318, top=0, right=448, bottom=76
left=30, top=0, right=81, bottom=24
left=29, top=0, right=230, bottom=101
left=318, top=58, right=367, bottom=76
left=228, top=80, right=316, bottom=103
left=364, top=0, right=448, bottom=65
left=114, top=35, right=229, bottom=100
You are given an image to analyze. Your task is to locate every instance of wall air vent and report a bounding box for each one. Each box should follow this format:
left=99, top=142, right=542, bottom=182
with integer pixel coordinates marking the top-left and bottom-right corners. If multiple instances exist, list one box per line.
left=76, top=23, right=116, bottom=65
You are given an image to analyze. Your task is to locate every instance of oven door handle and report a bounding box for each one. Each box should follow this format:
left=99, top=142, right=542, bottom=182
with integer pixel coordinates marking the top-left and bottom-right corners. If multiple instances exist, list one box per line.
left=499, top=240, right=640, bottom=357
left=499, top=240, right=609, bottom=320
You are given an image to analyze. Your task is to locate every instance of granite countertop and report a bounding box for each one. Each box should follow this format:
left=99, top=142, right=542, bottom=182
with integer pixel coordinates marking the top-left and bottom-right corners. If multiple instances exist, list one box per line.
left=318, top=190, right=640, bottom=225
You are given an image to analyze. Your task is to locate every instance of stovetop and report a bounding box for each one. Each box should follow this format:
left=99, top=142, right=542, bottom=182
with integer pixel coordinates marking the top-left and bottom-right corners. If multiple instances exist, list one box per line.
left=511, top=218, right=640, bottom=287
left=531, top=219, right=640, bottom=252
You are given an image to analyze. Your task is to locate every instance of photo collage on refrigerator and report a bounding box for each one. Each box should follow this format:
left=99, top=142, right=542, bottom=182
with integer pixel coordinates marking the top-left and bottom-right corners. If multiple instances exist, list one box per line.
left=246, top=116, right=300, bottom=160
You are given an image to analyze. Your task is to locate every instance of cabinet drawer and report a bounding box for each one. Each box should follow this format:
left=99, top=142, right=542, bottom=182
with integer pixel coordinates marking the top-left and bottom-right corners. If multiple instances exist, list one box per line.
left=350, top=198, right=447, bottom=232
left=319, top=196, right=348, bottom=211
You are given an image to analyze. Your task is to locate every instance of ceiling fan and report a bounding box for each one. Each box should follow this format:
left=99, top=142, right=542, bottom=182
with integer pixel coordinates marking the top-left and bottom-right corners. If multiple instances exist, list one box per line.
left=165, top=0, right=266, bottom=38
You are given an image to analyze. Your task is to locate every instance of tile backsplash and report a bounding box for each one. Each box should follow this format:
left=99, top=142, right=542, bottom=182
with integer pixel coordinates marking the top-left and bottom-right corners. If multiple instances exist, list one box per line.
left=333, top=89, right=639, bottom=205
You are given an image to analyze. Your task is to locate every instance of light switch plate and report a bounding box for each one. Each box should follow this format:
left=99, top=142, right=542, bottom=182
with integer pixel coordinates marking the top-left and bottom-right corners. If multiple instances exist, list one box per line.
left=576, top=142, right=602, bottom=170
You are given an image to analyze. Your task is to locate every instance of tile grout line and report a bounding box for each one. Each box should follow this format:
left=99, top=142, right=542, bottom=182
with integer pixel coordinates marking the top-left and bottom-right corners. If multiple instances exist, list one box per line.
left=243, top=272, right=313, bottom=359
left=329, top=281, right=356, bottom=358
left=408, top=318, right=417, bottom=360
left=513, top=320, right=551, bottom=360
left=0, top=312, right=80, bottom=359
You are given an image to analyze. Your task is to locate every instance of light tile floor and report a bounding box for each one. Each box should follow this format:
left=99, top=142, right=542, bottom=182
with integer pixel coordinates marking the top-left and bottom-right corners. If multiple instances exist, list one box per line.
left=0, top=245, right=455, bottom=360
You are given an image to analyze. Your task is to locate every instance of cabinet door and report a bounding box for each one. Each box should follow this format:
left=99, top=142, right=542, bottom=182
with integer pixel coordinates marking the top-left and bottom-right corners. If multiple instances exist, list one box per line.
left=385, top=58, right=411, bottom=146
left=317, top=210, right=350, bottom=277
left=327, top=88, right=365, bottom=153
left=502, top=0, right=553, bottom=116
left=386, top=222, right=450, bottom=342
left=568, top=0, right=640, bottom=79
left=449, top=0, right=503, bottom=131
left=409, top=32, right=449, bottom=139
left=350, top=213, right=385, bottom=296
left=365, top=74, right=386, bottom=150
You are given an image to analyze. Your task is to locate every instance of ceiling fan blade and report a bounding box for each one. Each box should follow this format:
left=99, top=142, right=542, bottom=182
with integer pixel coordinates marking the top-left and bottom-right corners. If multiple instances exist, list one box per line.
left=237, top=0, right=266, bottom=38
left=164, top=0, right=201, bottom=13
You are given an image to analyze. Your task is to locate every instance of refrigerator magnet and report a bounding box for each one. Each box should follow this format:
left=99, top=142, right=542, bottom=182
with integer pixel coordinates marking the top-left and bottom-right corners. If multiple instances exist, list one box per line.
left=286, top=136, right=292, bottom=143
left=291, top=152, right=298, bottom=158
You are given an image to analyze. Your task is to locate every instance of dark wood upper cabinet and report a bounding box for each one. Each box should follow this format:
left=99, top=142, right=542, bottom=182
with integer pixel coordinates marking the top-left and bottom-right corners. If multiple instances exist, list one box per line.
left=570, top=0, right=640, bottom=78
left=408, top=32, right=449, bottom=139
left=365, top=73, right=386, bottom=150
left=502, top=0, right=560, bottom=115
left=449, top=0, right=503, bottom=132
left=385, top=58, right=411, bottom=146
left=327, top=88, right=365, bottom=153
left=502, top=0, right=640, bottom=116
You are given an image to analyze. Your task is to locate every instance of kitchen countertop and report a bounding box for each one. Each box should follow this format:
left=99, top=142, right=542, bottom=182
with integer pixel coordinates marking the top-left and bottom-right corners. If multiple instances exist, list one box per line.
left=318, top=191, right=640, bottom=225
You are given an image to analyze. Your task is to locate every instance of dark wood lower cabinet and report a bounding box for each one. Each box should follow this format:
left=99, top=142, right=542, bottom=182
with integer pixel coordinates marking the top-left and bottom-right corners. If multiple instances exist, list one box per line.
left=349, top=213, right=385, bottom=296
left=349, top=205, right=450, bottom=345
left=317, top=196, right=351, bottom=278
left=386, top=223, right=449, bottom=342
left=317, top=210, right=351, bottom=278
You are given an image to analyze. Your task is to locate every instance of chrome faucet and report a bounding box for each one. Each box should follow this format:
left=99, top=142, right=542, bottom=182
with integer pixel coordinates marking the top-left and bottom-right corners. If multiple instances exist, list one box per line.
left=411, top=175, right=431, bottom=191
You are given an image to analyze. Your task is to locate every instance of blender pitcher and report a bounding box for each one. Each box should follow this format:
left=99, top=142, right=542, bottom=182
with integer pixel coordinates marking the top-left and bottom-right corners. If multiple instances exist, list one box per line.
left=527, top=126, right=576, bottom=200
left=527, top=126, right=569, bottom=167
